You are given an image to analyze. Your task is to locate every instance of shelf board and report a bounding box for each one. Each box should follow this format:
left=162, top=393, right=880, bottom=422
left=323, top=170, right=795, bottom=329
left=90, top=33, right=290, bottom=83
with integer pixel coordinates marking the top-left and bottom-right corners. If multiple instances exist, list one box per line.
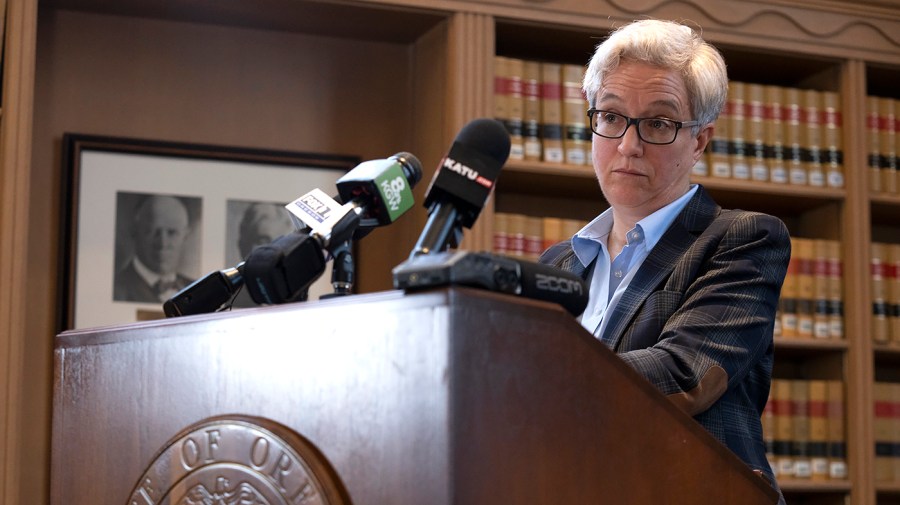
left=779, top=478, right=851, bottom=493
left=499, top=160, right=845, bottom=215
left=775, top=338, right=848, bottom=353
left=877, top=482, right=900, bottom=494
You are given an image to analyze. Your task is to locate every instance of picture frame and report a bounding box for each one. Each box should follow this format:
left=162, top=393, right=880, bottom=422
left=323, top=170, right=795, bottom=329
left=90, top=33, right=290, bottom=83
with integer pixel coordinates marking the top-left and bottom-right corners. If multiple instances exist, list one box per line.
left=59, top=133, right=360, bottom=331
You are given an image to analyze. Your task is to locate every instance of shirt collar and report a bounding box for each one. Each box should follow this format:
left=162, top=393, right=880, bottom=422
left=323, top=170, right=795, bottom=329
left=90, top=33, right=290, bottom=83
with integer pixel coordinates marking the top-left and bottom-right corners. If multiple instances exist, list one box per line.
left=568, top=184, right=698, bottom=267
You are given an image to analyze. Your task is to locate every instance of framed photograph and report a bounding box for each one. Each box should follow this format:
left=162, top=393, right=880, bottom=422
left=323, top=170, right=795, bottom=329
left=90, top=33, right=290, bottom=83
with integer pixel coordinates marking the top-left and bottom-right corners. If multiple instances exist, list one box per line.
left=59, top=133, right=360, bottom=330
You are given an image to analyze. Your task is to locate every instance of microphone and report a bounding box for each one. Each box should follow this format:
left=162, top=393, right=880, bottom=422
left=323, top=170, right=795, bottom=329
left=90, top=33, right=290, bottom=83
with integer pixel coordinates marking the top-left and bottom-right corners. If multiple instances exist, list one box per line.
left=411, top=118, right=510, bottom=257
left=336, top=152, right=422, bottom=229
left=245, top=152, right=423, bottom=305
left=162, top=263, right=244, bottom=317
left=392, top=251, right=588, bottom=316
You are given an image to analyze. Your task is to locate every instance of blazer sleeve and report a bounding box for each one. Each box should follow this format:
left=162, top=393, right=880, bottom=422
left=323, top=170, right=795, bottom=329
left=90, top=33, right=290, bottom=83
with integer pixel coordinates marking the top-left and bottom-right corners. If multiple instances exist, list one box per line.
left=616, top=211, right=791, bottom=415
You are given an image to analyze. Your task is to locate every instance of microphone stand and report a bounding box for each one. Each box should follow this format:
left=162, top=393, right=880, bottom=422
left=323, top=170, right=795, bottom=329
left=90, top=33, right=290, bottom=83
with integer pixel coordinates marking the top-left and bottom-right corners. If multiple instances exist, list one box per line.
left=321, top=240, right=354, bottom=299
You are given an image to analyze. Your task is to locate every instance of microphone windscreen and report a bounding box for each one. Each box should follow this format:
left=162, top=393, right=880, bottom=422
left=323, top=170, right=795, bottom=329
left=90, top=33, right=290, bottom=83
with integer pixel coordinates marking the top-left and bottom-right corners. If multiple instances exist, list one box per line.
left=454, top=118, right=512, bottom=167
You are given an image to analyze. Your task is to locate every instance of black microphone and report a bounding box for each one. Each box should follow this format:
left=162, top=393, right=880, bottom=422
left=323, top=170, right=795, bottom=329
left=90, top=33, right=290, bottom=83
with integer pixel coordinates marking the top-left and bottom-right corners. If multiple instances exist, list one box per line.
left=392, top=251, right=588, bottom=316
left=411, top=118, right=510, bottom=257
left=245, top=152, right=424, bottom=305
left=162, top=263, right=244, bottom=317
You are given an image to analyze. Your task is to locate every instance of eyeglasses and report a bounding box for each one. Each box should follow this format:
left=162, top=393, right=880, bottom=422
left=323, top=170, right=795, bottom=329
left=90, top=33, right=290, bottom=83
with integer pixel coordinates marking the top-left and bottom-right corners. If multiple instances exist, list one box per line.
left=586, top=109, right=700, bottom=145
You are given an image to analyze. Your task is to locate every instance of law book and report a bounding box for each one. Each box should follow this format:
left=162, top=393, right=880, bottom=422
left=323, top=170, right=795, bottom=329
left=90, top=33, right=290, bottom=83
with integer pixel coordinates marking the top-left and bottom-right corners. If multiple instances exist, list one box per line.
left=892, top=383, right=900, bottom=482
left=868, top=96, right=884, bottom=193
left=540, top=62, right=565, bottom=163
left=873, top=242, right=891, bottom=345
left=765, top=85, right=789, bottom=184
left=562, top=63, right=589, bottom=166
left=784, top=87, right=808, bottom=186
left=507, top=213, right=527, bottom=257
left=826, top=240, right=845, bottom=340
left=773, top=378, right=795, bottom=477
left=747, top=83, right=768, bottom=182
left=541, top=217, right=564, bottom=254
left=780, top=238, right=801, bottom=339
left=522, top=60, right=542, bottom=162
left=492, top=212, right=510, bottom=256
left=791, top=379, right=812, bottom=479
left=889, top=244, right=900, bottom=346
left=523, top=215, right=544, bottom=261
left=795, top=237, right=816, bottom=339
left=813, top=239, right=831, bottom=339
left=729, top=81, right=750, bottom=180
left=710, top=88, right=732, bottom=178
left=822, top=91, right=844, bottom=188
left=827, top=380, right=848, bottom=480
left=561, top=218, right=583, bottom=242
left=875, top=381, right=894, bottom=482
left=880, top=97, right=898, bottom=194
left=803, top=89, right=826, bottom=187
left=808, top=380, right=829, bottom=480
left=505, top=57, right=526, bottom=161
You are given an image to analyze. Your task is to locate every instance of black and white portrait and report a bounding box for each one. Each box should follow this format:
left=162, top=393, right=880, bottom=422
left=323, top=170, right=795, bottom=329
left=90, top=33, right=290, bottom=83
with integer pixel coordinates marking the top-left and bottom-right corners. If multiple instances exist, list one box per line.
left=113, top=192, right=202, bottom=303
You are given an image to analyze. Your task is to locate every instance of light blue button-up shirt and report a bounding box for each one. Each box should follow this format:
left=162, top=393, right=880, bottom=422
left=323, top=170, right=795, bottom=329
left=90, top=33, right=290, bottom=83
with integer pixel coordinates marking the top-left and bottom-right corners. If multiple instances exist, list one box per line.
left=572, top=184, right=699, bottom=339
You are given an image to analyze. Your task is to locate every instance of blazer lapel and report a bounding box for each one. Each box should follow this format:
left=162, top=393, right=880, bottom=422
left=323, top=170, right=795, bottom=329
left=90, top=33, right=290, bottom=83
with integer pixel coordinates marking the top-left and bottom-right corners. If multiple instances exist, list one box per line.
left=599, top=186, right=721, bottom=350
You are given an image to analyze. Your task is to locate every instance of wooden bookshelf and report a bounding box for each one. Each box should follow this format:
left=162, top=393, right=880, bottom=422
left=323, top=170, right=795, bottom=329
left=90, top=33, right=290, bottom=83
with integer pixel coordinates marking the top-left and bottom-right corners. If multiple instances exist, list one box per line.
left=1, top=0, right=899, bottom=503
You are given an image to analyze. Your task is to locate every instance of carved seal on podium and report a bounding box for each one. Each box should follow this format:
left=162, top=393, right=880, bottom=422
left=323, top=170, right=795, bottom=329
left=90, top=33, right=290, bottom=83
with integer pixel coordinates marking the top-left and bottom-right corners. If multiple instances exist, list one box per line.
left=127, top=415, right=349, bottom=505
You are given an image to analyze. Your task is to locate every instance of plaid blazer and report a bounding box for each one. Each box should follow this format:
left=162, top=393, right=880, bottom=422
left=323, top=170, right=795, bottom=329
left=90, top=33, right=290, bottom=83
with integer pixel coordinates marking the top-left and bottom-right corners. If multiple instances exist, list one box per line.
left=540, top=185, right=790, bottom=490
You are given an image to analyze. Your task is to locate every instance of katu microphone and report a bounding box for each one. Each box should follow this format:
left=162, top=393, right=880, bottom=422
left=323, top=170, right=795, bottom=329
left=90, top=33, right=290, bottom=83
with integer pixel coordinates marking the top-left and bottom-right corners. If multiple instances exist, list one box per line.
left=410, top=118, right=510, bottom=257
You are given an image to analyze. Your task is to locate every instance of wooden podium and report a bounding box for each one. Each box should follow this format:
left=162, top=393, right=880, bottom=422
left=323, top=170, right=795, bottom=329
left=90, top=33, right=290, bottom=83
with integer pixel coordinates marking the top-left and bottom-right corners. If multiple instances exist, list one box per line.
left=52, top=287, right=777, bottom=504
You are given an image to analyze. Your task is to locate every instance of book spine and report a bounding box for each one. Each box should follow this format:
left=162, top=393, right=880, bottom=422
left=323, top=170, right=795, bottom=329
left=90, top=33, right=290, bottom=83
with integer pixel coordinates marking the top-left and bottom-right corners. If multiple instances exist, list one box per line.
left=813, top=239, right=830, bottom=339
left=803, top=89, right=826, bottom=187
left=540, top=63, right=565, bottom=164
left=873, top=242, right=891, bottom=345
left=507, top=213, right=527, bottom=258
left=765, top=85, right=789, bottom=184
left=773, top=378, right=795, bottom=477
left=879, top=98, right=898, bottom=194
left=522, top=60, right=542, bottom=162
left=541, top=217, right=563, bottom=254
left=523, top=216, right=543, bottom=262
left=808, top=380, right=829, bottom=481
left=562, top=64, right=589, bottom=166
left=808, top=380, right=829, bottom=480
left=890, top=244, right=900, bottom=345
left=875, top=382, right=894, bottom=482
left=827, top=240, right=844, bottom=339
left=822, top=91, right=844, bottom=188
left=796, top=238, right=816, bottom=338
left=729, top=81, right=750, bottom=180
left=792, top=379, right=812, bottom=479
left=785, top=87, right=807, bottom=186
left=827, top=380, right=848, bottom=479
left=747, top=83, right=768, bottom=182
left=493, top=212, right=510, bottom=256
left=710, top=88, right=732, bottom=178
left=868, top=96, right=883, bottom=193
left=506, top=57, right=526, bottom=161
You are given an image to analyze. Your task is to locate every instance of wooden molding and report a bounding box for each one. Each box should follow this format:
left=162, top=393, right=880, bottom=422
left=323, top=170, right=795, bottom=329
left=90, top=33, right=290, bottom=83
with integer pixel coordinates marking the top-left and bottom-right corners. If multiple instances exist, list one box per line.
left=0, top=0, right=38, bottom=503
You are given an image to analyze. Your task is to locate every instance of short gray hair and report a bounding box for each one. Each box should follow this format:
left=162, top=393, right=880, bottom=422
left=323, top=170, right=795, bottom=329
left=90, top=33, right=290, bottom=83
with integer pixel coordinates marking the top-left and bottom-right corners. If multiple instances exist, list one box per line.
left=583, top=19, right=728, bottom=129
